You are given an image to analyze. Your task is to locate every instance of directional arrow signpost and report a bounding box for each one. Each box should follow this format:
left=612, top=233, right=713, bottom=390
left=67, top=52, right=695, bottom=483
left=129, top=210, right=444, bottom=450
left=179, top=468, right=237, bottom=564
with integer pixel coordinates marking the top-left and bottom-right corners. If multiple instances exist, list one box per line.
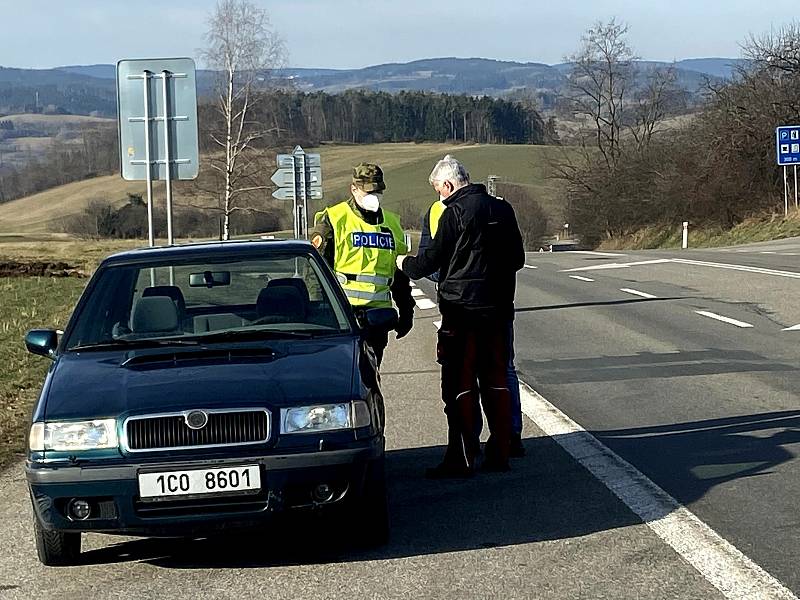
left=271, top=146, right=323, bottom=239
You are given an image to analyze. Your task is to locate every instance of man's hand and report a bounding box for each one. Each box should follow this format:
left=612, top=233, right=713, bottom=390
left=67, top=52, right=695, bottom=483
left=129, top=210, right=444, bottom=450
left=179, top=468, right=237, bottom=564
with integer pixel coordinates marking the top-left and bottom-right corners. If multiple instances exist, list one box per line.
left=395, top=310, right=413, bottom=339
left=396, top=254, right=407, bottom=271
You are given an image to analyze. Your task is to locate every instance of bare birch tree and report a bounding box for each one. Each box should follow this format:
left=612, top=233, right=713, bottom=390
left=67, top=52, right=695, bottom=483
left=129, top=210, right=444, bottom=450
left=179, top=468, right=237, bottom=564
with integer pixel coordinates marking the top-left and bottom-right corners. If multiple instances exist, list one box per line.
left=200, top=0, right=285, bottom=239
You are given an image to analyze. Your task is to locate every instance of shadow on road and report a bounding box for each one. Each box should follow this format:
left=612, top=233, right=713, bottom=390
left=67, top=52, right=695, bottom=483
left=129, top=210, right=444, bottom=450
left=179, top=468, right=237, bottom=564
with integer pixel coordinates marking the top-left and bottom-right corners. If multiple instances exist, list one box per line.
left=593, top=409, right=800, bottom=507
left=76, top=436, right=643, bottom=568
left=520, top=348, right=794, bottom=384
left=73, top=409, right=800, bottom=569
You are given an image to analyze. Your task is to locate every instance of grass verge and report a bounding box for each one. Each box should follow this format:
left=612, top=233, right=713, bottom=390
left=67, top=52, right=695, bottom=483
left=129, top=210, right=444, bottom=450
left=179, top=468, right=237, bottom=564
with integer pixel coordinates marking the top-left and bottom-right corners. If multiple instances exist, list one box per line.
left=0, top=277, right=87, bottom=467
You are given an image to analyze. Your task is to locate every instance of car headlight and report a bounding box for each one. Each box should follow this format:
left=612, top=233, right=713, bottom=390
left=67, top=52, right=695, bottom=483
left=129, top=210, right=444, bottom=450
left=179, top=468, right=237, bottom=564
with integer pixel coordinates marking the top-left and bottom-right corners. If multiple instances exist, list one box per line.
left=280, top=401, right=371, bottom=434
left=29, top=419, right=118, bottom=452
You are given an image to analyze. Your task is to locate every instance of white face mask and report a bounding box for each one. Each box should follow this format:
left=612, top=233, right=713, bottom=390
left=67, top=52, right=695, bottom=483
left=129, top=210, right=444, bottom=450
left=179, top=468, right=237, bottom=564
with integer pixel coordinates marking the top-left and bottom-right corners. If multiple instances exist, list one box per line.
left=356, top=192, right=382, bottom=212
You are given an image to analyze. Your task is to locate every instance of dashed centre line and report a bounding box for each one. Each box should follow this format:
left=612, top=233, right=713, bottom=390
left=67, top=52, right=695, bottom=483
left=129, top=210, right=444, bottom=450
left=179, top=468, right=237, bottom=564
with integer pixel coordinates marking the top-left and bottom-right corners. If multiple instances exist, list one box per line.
left=569, top=275, right=595, bottom=282
left=524, top=264, right=538, bottom=269
left=411, top=288, right=425, bottom=297
left=695, top=310, right=754, bottom=328
left=620, top=288, right=658, bottom=299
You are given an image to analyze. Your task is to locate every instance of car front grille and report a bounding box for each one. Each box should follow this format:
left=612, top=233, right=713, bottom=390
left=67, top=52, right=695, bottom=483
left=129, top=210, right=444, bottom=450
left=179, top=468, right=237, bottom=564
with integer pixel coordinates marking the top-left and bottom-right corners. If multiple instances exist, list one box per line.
left=124, top=409, right=270, bottom=452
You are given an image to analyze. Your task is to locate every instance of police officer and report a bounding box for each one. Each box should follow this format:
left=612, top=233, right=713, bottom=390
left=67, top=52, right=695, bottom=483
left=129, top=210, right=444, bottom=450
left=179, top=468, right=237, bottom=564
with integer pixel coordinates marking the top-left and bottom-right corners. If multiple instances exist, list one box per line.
left=311, top=163, right=414, bottom=366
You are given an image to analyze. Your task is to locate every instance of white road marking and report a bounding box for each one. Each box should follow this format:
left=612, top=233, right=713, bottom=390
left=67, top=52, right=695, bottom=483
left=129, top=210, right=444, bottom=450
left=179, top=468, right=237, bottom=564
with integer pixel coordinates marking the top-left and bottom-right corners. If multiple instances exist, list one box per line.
left=518, top=382, right=797, bottom=600
left=524, top=265, right=538, bottom=269
left=409, top=281, right=417, bottom=287
left=411, top=288, right=425, bottom=297
left=760, top=251, right=778, bottom=254
left=695, top=310, right=754, bottom=328
left=567, top=250, right=627, bottom=257
left=671, top=258, right=800, bottom=280
left=569, top=275, right=595, bottom=282
left=620, top=288, right=658, bottom=299
left=433, top=320, right=442, bottom=330
left=414, top=298, right=437, bottom=310
left=564, top=259, right=672, bottom=272
left=565, top=257, right=800, bottom=281
left=782, top=324, right=800, bottom=331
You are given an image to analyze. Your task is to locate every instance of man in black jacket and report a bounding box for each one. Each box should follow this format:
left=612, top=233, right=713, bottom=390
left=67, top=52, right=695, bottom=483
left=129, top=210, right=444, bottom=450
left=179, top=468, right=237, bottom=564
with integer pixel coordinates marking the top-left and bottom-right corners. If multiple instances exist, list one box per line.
left=397, top=155, right=525, bottom=477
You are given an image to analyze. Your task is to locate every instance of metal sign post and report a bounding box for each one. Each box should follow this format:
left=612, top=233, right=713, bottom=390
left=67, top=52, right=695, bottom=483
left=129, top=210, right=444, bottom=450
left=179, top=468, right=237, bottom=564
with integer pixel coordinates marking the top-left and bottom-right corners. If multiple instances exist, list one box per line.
left=117, top=58, right=199, bottom=247
left=271, top=146, right=322, bottom=240
left=776, top=125, right=800, bottom=216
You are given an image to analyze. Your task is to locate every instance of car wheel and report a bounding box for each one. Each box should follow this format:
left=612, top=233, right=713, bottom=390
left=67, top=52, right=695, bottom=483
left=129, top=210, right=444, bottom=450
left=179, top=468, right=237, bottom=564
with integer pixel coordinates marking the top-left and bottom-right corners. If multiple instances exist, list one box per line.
left=351, top=458, right=389, bottom=547
left=34, top=518, right=81, bottom=566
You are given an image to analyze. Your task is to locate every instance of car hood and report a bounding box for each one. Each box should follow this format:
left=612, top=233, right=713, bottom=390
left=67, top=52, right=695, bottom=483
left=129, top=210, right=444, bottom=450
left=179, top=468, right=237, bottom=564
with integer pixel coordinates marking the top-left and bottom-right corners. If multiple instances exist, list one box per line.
left=43, top=338, right=359, bottom=420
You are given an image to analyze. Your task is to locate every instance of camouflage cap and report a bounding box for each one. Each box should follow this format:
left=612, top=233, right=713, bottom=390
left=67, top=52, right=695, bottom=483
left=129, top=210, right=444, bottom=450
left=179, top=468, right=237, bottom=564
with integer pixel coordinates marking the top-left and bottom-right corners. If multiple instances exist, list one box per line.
left=352, top=162, right=386, bottom=192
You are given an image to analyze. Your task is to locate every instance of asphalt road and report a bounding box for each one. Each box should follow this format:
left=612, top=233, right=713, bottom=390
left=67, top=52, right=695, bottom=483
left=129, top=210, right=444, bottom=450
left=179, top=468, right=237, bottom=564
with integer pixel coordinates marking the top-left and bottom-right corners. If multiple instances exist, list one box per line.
left=1, top=238, right=799, bottom=598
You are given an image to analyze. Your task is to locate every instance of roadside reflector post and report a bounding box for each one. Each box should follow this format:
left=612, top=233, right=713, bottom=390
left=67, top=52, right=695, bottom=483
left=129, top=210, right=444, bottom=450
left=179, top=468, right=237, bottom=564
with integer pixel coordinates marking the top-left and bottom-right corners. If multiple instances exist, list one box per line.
left=682, top=221, right=689, bottom=249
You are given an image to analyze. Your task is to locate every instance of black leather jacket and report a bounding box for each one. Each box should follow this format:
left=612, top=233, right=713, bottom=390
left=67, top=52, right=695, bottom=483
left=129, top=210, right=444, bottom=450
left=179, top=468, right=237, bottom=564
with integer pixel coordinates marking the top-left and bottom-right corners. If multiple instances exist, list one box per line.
left=400, top=183, right=524, bottom=321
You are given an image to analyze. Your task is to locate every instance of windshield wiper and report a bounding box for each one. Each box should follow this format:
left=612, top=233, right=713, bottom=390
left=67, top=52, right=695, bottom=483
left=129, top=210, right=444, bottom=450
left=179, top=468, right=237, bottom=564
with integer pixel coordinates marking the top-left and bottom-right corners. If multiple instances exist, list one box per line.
left=68, top=338, right=200, bottom=352
left=183, top=329, right=317, bottom=343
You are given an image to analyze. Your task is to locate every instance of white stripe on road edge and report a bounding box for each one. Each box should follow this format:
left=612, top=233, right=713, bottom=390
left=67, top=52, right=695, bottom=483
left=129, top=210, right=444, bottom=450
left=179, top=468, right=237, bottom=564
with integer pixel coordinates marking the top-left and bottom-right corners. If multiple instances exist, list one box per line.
left=671, top=258, right=800, bottom=280
left=518, top=381, right=797, bottom=600
left=564, top=259, right=672, bottom=272
left=567, top=250, right=627, bottom=257
left=414, top=298, right=437, bottom=310
left=411, top=288, right=425, bottom=297
left=695, top=310, right=754, bottom=329
left=569, top=275, right=595, bottom=282
left=782, top=324, right=800, bottom=331
left=620, top=288, right=658, bottom=299
left=524, top=265, right=538, bottom=269
left=433, top=320, right=442, bottom=330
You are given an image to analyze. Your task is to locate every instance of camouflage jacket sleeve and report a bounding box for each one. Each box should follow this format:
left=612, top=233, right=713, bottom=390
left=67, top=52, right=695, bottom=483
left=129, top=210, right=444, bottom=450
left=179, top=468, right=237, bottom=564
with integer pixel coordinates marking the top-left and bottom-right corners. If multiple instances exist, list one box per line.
left=310, top=209, right=335, bottom=268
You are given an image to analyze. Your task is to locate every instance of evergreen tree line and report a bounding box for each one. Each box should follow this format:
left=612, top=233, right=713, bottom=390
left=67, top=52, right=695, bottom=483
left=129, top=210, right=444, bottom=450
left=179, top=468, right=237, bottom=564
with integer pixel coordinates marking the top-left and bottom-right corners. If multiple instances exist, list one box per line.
left=199, top=89, right=548, bottom=150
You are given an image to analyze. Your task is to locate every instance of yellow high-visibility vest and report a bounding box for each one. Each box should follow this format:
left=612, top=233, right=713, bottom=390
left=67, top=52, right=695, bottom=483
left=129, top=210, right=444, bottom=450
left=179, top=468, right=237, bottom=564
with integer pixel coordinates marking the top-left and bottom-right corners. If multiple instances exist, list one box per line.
left=314, top=202, right=407, bottom=308
left=429, top=200, right=446, bottom=238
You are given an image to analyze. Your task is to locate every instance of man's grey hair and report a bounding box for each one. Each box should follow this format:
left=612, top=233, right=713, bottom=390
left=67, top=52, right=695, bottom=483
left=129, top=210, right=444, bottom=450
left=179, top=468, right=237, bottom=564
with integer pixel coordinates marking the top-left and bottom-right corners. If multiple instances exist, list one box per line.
left=429, top=154, right=470, bottom=188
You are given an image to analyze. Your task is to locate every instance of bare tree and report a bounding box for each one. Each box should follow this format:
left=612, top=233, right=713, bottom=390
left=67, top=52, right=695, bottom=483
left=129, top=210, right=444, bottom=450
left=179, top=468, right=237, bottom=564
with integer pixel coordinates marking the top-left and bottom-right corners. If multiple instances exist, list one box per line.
left=744, top=22, right=800, bottom=74
left=566, top=18, right=635, bottom=170
left=200, top=0, right=286, bottom=239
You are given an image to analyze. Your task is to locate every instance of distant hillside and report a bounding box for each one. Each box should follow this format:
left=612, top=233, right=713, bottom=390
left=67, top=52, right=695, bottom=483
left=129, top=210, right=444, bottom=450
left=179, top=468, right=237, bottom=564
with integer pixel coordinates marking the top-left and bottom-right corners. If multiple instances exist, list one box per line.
left=0, top=57, right=750, bottom=119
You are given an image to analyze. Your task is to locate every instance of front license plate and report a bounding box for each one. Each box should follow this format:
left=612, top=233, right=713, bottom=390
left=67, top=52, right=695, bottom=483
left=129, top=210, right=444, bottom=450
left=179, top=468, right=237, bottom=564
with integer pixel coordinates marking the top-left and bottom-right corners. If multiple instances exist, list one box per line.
left=138, top=465, right=261, bottom=500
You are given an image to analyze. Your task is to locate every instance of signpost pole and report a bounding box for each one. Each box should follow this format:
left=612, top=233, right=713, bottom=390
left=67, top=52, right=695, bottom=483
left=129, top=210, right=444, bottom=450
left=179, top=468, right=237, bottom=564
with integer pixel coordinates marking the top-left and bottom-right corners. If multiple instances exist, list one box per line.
left=784, top=166, right=789, bottom=217
left=142, top=70, right=155, bottom=248
left=161, top=71, right=174, bottom=246
left=794, top=165, right=798, bottom=210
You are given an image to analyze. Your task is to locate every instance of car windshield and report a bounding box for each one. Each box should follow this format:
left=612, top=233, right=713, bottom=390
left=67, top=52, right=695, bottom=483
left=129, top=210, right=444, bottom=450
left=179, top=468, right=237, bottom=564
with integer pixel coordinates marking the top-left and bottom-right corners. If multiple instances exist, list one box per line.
left=62, top=251, right=352, bottom=351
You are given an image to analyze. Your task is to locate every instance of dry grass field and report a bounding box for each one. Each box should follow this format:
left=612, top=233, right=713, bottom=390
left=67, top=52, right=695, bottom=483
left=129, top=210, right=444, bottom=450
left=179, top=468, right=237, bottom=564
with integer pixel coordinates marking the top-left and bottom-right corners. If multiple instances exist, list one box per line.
left=0, top=141, right=569, bottom=235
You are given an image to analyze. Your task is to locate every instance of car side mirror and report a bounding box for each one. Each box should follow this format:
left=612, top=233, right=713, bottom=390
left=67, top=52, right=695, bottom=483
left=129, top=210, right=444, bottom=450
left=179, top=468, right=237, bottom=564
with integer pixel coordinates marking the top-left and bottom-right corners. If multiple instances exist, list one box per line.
left=362, top=308, right=398, bottom=331
left=25, top=329, right=58, bottom=360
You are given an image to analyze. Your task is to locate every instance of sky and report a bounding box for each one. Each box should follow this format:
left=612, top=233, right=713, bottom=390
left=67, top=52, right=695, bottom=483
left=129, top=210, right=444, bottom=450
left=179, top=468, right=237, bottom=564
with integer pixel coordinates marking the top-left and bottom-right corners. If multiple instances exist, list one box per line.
left=0, top=0, right=795, bottom=70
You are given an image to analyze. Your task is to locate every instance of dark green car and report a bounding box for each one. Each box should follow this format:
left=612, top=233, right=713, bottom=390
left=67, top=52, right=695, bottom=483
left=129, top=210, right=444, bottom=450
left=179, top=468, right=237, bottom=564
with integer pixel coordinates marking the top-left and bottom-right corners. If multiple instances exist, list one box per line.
left=24, top=240, right=395, bottom=565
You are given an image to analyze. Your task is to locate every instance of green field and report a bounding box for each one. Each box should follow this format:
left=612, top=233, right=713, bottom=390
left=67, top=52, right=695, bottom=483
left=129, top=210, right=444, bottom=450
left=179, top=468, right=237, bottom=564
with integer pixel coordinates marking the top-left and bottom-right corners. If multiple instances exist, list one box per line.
left=0, top=142, right=569, bottom=236
left=310, top=143, right=568, bottom=228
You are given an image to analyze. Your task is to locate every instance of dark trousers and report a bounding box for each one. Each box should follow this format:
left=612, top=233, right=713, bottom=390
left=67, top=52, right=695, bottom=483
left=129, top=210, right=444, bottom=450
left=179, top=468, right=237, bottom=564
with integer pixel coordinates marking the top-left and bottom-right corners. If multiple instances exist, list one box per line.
left=437, top=316, right=512, bottom=469
left=366, top=327, right=389, bottom=367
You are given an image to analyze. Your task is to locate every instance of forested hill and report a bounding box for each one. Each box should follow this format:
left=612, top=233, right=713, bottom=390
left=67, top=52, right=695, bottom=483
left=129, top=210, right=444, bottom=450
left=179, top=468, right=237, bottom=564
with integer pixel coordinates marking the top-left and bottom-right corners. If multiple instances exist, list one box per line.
left=0, top=56, right=747, bottom=117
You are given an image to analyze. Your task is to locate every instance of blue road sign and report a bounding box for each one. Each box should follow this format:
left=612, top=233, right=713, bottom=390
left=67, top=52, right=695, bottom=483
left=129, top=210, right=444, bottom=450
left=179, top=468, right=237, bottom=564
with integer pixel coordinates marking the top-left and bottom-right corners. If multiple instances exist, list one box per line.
left=776, top=125, right=800, bottom=166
